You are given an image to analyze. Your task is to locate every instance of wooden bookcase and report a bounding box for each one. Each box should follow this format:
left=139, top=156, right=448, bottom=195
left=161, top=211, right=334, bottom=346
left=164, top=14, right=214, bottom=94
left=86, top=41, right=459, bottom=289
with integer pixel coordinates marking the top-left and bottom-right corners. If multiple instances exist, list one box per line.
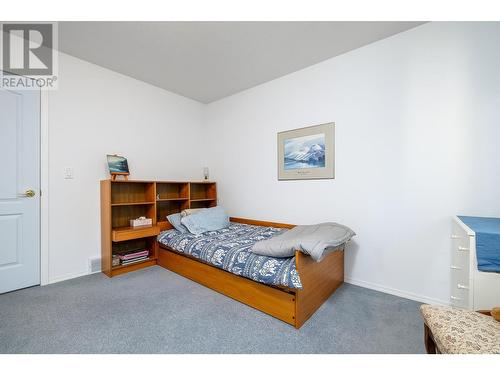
left=156, top=182, right=190, bottom=228
left=189, top=182, right=217, bottom=209
left=101, top=180, right=217, bottom=277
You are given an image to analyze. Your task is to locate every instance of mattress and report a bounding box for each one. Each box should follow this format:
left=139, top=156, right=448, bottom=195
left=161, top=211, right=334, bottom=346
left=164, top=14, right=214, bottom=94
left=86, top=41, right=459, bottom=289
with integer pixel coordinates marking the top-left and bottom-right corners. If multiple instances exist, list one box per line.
left=157, top=223, right=302, bottom=288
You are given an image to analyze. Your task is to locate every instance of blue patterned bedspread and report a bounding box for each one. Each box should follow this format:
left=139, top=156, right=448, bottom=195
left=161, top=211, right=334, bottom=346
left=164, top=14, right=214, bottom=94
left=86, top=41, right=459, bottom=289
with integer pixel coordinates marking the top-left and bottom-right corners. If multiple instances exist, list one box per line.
left=157, top=223, right=302, bottom=288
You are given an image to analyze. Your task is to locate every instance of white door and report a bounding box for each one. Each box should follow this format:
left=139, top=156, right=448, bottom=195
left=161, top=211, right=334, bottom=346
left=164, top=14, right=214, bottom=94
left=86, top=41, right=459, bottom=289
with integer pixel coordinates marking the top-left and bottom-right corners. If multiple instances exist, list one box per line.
left=0, top=87, right=40, bottom=294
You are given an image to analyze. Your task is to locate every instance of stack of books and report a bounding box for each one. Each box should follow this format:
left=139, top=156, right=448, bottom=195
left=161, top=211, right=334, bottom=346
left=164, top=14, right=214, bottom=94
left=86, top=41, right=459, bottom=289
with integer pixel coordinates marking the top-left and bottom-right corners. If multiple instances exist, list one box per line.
left=119, top=249, right=149, bottom=265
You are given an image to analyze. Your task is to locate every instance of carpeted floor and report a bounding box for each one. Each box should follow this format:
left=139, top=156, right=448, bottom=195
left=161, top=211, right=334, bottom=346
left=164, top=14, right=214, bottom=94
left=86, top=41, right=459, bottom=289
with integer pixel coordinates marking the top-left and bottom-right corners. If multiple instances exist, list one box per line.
left=0, top=266, right=425, bottom=353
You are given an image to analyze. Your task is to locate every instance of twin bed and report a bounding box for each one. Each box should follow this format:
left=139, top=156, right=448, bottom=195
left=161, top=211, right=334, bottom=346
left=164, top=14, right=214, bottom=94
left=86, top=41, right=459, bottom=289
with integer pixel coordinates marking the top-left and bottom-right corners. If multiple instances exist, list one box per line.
left=156, top=217, right=345, bottom=328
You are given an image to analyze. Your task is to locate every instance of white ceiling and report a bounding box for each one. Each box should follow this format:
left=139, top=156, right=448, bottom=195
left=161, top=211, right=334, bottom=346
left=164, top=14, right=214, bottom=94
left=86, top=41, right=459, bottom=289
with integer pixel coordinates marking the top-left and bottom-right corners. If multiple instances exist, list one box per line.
left=58, top=22, right=425, bottom=103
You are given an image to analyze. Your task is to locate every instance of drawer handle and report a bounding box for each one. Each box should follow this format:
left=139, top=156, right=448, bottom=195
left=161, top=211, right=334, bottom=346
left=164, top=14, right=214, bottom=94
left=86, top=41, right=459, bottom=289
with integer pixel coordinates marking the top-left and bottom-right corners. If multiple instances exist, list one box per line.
left=450, top=296, right=461, bottom=301
left=450, top=265, right=462, bottom=270
left=457, top=246, right=469, bottom=252
left=451, top=235, right=463, bottom=239
left=457, top=284, right=469, bottom=290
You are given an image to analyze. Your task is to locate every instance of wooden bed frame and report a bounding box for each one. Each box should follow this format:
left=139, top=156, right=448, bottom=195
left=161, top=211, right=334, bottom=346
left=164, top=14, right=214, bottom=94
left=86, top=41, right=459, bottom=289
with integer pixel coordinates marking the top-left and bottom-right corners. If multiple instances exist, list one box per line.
left=156, top=217, right=345, bottom=329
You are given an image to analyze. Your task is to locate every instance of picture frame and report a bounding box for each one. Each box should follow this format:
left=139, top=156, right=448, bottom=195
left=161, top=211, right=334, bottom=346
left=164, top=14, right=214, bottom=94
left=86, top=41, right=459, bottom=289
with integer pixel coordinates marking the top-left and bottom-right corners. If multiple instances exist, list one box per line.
left=277, top=122, right=335, bottom=180
left=106, top=154, right=130, bottom=180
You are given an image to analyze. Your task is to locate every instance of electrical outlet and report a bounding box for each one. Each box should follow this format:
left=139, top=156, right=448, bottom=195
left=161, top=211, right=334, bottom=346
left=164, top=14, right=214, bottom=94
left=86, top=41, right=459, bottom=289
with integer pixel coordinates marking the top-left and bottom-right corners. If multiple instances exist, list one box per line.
left=64, top=167, right=74, bottom=179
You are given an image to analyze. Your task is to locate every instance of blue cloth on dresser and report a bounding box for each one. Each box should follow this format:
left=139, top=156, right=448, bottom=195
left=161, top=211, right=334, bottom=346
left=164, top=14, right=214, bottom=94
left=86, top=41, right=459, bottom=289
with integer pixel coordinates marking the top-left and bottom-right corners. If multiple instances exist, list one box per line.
left=458, top=216, right=500, bottom=272
left=157, top=223, right=302, bottom=288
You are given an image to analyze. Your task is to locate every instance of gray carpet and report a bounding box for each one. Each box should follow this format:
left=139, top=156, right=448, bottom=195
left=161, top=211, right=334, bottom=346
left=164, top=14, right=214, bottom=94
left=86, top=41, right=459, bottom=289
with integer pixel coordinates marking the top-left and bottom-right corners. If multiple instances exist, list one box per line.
left=0, top=266, right=424, bottom=353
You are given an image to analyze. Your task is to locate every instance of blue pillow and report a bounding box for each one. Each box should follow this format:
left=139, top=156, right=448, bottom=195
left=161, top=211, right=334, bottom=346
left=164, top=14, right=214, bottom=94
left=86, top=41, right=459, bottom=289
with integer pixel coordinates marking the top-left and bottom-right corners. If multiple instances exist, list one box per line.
left=167, top=213, right=188, bottom=233
left=180, top=206, right=230, bottom=235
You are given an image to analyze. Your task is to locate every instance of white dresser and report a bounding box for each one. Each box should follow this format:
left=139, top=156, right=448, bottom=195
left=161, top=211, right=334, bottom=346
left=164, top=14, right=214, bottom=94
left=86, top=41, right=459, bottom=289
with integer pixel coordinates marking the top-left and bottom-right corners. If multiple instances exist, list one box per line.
left=451, top=216, right=500, bottom=310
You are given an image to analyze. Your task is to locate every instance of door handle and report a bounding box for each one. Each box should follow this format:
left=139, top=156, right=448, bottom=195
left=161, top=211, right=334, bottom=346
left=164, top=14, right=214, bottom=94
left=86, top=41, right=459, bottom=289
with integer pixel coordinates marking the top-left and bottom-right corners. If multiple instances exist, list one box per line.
left=18, top=189, right=36, bottom=198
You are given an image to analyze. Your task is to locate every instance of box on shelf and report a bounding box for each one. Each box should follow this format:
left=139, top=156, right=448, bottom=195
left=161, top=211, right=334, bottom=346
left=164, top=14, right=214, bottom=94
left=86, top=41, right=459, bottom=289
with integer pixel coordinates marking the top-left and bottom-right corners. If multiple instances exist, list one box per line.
left=129, top=216, right=152, bottom=228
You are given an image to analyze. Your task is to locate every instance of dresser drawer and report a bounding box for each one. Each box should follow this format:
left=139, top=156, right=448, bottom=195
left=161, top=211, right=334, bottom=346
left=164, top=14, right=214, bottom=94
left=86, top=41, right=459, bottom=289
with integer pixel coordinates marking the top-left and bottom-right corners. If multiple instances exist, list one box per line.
left=450, top=263, right=471, bottom=309
left=112, top=225, right=160, bottom=242
left=451, top=246, right=470, bottom=278
left=450, top=281, right=471, bottom=309
left=451, top=229, right=472, bottom=280
left=450, top=263, right=469, bottom=290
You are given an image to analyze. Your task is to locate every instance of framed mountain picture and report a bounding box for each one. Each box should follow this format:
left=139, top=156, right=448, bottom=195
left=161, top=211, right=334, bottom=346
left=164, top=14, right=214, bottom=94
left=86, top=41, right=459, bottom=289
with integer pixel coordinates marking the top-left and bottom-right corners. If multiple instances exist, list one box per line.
left=106, top=154, right=130, bottom=180
left=278, top=122, right=335, bottom=180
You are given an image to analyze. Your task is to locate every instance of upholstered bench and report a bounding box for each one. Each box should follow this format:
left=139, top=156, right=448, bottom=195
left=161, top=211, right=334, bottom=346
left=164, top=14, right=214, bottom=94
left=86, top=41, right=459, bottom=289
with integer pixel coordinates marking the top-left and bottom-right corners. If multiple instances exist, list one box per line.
left=420, top=305, right=500, bottom=354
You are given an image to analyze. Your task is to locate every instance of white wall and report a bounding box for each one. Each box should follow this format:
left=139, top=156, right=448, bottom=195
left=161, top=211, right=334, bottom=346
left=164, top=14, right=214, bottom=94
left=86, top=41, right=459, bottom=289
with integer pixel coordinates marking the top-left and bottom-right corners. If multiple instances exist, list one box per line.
left=46, top=23, right=500, bottom=304
left=46, top=53, right=205, bottom=283
left=204, top=22, right=500, bottom=304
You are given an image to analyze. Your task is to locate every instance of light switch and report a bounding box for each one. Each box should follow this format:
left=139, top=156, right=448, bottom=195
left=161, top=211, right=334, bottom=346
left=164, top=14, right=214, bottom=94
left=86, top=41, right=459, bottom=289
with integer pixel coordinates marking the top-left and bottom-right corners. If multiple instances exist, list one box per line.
left=64, top=167, right=74, bottom=179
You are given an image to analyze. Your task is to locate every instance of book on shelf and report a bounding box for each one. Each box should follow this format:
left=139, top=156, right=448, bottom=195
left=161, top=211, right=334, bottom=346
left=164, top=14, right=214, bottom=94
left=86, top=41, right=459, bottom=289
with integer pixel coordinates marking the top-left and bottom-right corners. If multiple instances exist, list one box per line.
left=118, top=249, right=149, bottom=261
left=121, top=256, right=149, bottom=265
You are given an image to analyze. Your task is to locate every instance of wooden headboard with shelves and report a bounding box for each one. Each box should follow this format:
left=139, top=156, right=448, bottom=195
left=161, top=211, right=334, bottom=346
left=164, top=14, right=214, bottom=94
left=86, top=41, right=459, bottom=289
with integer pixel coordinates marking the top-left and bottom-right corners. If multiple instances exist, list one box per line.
left=100, top=180, right=216, bottom=277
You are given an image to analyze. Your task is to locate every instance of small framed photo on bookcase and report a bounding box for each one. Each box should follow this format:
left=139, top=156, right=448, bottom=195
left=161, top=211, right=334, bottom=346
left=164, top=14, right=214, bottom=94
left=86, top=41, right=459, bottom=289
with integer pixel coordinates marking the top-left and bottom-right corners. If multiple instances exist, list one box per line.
left=278, top=122, right=335, bottom=180
left=107, top=154, right=130, bottom=181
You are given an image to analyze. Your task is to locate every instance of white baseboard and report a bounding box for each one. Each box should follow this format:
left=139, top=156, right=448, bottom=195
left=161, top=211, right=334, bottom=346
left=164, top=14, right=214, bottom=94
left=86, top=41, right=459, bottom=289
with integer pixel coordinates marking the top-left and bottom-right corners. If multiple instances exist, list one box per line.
left=344, top=276, right=449, bottom=306
left=48, top=271, right=89, bottom=285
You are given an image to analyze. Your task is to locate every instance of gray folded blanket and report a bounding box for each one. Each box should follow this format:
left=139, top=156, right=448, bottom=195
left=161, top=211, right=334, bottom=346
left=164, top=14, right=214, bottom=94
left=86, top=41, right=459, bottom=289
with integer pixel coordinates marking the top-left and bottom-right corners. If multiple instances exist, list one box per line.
left=251, top=222, right=356, bottom=262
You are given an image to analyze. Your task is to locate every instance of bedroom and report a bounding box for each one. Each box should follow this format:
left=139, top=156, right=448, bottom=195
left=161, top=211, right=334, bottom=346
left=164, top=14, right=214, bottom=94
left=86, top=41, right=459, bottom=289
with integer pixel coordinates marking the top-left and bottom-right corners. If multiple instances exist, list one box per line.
left=1, top=1, right=499, bottom=373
